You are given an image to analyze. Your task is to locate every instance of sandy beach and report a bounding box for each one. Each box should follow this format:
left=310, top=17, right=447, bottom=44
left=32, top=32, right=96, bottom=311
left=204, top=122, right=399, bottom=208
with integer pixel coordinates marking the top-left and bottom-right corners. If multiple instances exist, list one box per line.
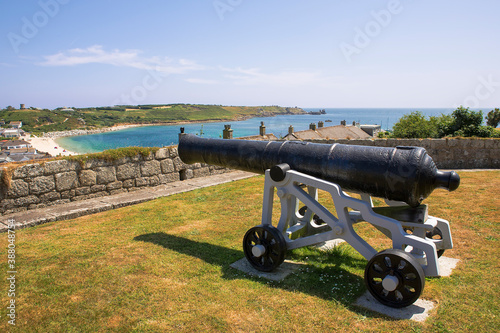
left=29, top=137, right=79, bottom=157
left=27, top=124, right=141, bottom=157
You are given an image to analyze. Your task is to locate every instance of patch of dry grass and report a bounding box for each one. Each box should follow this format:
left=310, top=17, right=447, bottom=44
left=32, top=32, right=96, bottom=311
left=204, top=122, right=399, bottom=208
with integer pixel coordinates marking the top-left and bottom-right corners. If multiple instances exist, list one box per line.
left=0, top=171, right=498, bottom=332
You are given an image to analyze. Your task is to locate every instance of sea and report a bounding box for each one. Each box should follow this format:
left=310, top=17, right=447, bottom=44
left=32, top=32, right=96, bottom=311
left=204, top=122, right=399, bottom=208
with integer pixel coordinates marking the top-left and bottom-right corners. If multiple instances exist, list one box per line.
left=56, top=108, right=455, bottom=154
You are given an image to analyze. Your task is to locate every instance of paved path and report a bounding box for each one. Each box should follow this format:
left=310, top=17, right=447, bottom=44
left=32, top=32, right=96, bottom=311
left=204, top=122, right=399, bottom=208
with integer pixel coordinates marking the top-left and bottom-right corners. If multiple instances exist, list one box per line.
left=0, top=171, right=255, bottom=232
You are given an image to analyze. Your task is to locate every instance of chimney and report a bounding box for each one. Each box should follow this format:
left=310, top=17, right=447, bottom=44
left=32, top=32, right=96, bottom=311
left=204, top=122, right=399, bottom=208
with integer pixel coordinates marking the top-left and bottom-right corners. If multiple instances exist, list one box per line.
left=341, top=120, right=346, bottom=126
left=288, top=125, right=294, bottom=135
left=318, top=121, right=324, bottom=128
left=223, top=124, right=233, bottom=139
left=259, top=121, right=266, bottom=136
left=309, top=123, right=317, bottom=130
left=178, top=127, right=186, bottom=142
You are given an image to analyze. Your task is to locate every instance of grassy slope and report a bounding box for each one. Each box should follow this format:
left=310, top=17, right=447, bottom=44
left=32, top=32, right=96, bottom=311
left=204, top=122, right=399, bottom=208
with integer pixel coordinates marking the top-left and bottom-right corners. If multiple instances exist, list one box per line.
left=0, top=171, right=497, bottom=332
left=0, top=105, right=305, bottom=134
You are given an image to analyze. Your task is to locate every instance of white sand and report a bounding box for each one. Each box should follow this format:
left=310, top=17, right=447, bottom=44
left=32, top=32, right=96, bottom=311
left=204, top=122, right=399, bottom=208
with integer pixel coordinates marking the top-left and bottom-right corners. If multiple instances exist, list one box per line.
left=26, top=124, right=142, bottom=157
left=29, top=137, right=79, bottom=157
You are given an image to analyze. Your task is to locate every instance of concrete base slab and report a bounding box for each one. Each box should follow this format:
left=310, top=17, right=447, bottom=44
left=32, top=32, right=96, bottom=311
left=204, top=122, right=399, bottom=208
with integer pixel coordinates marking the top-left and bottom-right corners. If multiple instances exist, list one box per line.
left=355, top=291, right=435, bottom=322
left=438, top=256, right=460, bottom=277
left=355, top=256, right=459, bottom=321
left=316, top=239, right=345, bottom=251
left=230, top=258, right=303, bottom=281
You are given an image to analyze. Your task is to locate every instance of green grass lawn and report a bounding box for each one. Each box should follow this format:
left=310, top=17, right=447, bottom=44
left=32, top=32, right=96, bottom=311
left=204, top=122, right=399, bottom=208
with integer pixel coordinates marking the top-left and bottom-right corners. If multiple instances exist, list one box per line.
left=0, top=171, right=498, bottom=332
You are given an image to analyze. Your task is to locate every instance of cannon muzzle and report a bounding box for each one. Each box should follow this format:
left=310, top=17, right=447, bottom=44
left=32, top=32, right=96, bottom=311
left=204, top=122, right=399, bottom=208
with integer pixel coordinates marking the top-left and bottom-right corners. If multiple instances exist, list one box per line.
left=178, top=133, right=459, bottom=207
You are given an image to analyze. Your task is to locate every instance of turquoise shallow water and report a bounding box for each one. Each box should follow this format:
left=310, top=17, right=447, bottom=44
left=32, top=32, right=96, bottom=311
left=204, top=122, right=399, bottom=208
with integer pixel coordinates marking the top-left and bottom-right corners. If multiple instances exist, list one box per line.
left=56, top=108, right=454, bottom=153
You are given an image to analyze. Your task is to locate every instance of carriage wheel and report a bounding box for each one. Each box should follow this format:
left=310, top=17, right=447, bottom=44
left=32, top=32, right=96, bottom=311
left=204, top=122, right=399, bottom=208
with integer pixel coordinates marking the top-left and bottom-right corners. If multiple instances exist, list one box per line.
left=243, top=225, right=286, bottom=272
left=364, top=249, right=425, bottom=308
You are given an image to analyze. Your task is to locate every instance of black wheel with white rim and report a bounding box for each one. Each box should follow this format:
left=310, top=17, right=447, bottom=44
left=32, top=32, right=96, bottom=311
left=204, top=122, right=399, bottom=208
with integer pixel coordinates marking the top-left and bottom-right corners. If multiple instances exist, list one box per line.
left=364, top=249, right=425, bottom=308
left=243, top=225, right=287, bottom=272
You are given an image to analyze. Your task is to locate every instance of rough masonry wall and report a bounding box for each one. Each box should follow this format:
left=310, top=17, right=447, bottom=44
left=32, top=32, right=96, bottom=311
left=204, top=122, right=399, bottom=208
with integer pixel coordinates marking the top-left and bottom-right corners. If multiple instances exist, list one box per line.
left=306, top=138, right=500, bottom=169
left=1, top=138, right=498, bottom=215
left=0, top=146, right=228, bottom=215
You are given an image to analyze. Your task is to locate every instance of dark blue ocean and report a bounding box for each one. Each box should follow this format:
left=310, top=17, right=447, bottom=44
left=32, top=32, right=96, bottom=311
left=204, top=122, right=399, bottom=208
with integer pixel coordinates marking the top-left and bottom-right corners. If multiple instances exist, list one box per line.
left=57, top=108, right=455, bottom=153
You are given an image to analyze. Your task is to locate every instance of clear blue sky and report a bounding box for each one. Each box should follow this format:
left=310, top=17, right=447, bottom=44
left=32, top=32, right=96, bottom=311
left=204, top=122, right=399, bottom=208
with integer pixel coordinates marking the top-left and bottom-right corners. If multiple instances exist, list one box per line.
left=1, top=0, right=499, bottom=109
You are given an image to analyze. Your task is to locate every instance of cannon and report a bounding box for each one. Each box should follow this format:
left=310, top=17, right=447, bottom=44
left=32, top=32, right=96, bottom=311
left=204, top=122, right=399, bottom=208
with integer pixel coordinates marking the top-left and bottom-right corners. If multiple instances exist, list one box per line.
left=178, top=132, right=460, bottom=308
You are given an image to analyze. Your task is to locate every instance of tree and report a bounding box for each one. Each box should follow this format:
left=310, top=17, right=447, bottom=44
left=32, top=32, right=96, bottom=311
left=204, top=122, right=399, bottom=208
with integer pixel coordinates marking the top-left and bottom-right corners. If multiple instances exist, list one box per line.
left=441, top=106, right=493, bottom=137
left=391, top=107, right=499, bottom=139
left=486, top=108, right=500, bottom=128
left=391, top=111, right=438, bottom=138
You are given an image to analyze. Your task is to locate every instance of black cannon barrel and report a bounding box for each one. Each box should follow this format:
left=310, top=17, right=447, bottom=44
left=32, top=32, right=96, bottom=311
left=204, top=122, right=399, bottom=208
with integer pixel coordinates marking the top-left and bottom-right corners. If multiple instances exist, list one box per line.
left=178, top=133, right=460, bottom=207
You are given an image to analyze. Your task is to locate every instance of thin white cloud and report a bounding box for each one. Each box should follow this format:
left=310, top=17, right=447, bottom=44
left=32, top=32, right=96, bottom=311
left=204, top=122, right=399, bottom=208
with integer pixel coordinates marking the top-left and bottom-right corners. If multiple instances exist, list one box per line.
left=39, top=45, right=205, bottom=75
left=185, top=78, right=219, bottom=85
left=218, top=66, right=328, bottom=86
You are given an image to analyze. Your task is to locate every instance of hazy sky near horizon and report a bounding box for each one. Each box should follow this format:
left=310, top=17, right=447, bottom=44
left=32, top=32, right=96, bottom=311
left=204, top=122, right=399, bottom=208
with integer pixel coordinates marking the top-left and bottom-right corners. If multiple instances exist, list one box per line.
left=1, top=0, right=499, bottom=110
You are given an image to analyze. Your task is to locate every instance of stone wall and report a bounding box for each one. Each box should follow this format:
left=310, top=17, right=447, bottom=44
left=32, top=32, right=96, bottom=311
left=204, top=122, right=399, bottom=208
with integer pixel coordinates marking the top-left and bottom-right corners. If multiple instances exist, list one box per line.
left=304, top=138, right=499, bottom=169
left=0, top=146, right=228, bottom=215
left=1, top=138, right=498, bottom=215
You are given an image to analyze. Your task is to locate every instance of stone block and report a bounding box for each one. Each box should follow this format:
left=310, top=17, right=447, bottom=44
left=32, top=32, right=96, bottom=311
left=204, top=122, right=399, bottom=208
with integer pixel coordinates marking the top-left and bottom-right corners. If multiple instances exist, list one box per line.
left=109, top=189, right=128, bottom=195
left=113, top=156, right=131, bottom=166
left=430, top=139, right=447, bottom=150
left=1, top=199, right=15, bottom=212
left=82, top=159, right=112, bottom=169
left=96, top=167, right=116, bottom=184
left=43, top=160, right=79, bottom=175
left=470, top=139, right=485, bottom=149
left=484, top=139, right=500, bottom=149
left=12, top=163, right=44, bottom=179
left=75, top=187, right=91, bottom=196
left=29, top=176, right=55, bottom=195
left=79, top=170, right=97, bottom=186
left=155, top=148, right=169, bottom=159
left=169, top=146, right=178, bottom=158
left=193, top=167, right=210, bottom=178
left=160, top=159, right=175, bottom=173
left=91, top=184, right=107, bottom=193
left=88, top=192, right=107, bottom=199
left=40, top=191, right=61, bottom=202
left=15, top=195, right=40, bottom=207
left=143, top=152, right=155, bottom=161
left=490, top=149, right=500, bottom=161
left=55, top=171, right=79, bottom=191
left=116, top=163, right=140, bottom=180
left=184, top=169, right=194, bottom=180
left=60, top=189, right=76, bottom=199
left=148, top=176, right=160, bottom=186
left=106, top=181, right=123, bottom=191
left=122, top=179, right=135, bottom=188
left=7, top=179, right=29, bottom=198
left=173, top=157, right=186, bottom=172
left=158, top=173, right=180, bottom=183
left=136, top=177, right=149, bottom=187
left=140, top=160, right=161, bottom=177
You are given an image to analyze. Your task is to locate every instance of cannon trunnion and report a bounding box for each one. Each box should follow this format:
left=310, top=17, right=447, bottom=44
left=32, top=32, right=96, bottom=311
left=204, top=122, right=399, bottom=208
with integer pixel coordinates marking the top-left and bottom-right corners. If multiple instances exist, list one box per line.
left=178, top=133, right=460, bottom=308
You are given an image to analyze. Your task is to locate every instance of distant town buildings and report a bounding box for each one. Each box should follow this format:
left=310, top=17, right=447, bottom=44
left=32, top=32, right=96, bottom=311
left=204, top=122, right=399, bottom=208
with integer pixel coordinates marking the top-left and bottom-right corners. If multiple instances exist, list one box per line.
left=283, top=121, right=373, bottom=140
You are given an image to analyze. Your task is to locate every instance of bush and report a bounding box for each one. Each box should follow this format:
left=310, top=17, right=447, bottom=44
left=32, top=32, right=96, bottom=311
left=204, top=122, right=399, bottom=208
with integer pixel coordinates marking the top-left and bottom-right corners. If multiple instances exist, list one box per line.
left=486, top=108, right=500, bottom=128
left=391, top=111, right=438, bottom=138
left=391, top=106, right=499, bottom=138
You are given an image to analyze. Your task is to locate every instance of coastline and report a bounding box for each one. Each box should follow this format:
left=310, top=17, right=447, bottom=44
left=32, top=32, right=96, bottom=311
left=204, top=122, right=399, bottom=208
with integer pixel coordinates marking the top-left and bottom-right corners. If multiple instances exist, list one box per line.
left=30, top=124, right=142, bottom=157
left=28, top=112, right=306, bottom=155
